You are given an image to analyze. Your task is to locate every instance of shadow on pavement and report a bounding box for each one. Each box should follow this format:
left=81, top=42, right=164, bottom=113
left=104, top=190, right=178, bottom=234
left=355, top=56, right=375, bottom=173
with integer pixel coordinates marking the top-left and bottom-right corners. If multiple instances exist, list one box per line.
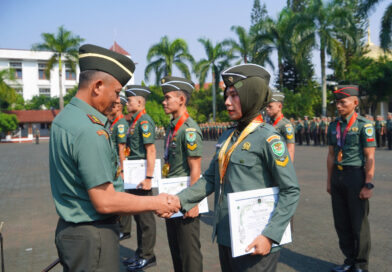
left=279, top=247, right=336, bottom=272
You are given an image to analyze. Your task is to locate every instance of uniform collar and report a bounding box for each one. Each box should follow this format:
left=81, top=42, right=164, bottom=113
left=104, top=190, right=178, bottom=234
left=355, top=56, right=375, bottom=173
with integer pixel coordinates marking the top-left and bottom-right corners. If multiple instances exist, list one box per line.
left=131, top=109, right=144, bottom=121
left=170, top=115, right=182, bottom=128
left=339, top=111, right=355, bottom=123
left=69, top=97, right=108, bottom=126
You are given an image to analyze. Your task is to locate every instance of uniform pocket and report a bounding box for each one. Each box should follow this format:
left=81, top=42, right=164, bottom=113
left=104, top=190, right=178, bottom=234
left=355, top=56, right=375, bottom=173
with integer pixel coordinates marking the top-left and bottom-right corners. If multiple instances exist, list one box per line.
left=230, top=151, right=258, bottom=167
left=346, top=132, right=359, bottom=145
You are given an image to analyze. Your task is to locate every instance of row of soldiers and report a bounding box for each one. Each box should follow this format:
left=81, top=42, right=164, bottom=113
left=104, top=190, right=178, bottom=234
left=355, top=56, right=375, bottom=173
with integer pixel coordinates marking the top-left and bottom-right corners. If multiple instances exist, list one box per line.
left=287, top=113, right=392, bottom=149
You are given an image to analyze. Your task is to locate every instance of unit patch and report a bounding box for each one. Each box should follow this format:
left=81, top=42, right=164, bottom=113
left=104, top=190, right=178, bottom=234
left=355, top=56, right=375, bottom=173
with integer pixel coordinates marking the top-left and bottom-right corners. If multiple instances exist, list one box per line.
left=271, top=141, right=285, bottom=157
left=118, top=124, right=125, bottom=134
left=142, top=123, right=149, bottom=133
left=96, top=130, right=109, bottom=139
left=365, top=127, right=374, bottom=137
left=186, top=131, right=197, bottom=143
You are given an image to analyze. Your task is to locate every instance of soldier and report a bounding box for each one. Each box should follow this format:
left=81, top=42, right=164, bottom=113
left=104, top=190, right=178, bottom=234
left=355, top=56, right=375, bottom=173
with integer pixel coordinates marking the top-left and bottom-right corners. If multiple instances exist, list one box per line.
left=161, top=76, right=203, bottom=272
left=49, top=44, right=179, bottom=271
left=107, top=95, right=132, bottom=241
left=171, top=64, right=300, bottom=272
left=387, top=112, right=392, bottom=150
left=310, top=117, right=318, bottom=146
left=327, top=85, right=376, bottom=272
left=375, top=115, right=382, bottom=147
left=320, top=116, right=327, bottom=146
left=381, top=116, right=387, bottom=147
left=34, top=127, right=40, bottom=144
left=296, top=117, right=304, bottom=145
left=266, top=92, right=295, bottom=161
left=304, top=116, right=310, bottom=145
left=122, top=85, right=158, bottom=271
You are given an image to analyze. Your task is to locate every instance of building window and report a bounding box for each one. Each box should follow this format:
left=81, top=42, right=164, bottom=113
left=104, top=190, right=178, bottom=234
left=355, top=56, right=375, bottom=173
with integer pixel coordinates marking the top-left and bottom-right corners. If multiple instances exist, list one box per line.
left=39, top=88, right=51, bottom=97
left=38, top=63, right=49, bottom=80
left=65, top=64, right=76, bottom=80
left=10, top=62, right=22, bottom=79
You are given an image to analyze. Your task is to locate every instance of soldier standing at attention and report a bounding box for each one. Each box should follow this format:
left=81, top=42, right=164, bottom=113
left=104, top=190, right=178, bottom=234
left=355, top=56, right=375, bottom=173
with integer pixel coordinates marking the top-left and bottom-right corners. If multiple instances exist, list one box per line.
left=161, top=76, right=203, bottom=272
left=49, top=44, right=179, bottom=272
left=170, top=64, right=300, bottom=272
left=122, top=85, right=158, bottom=271
left=107, top=95, right=132, bottom=241
left=304, top=116, right=310, bottom=145
left=327, top=85, right=376, bottom=272
left=266, top=92, right=295, bottom=161
left=296, top=117, right=304, bottom=145
left=387, top=112, right=392, bottom=150
left=375, top=115, right=382, bottom=147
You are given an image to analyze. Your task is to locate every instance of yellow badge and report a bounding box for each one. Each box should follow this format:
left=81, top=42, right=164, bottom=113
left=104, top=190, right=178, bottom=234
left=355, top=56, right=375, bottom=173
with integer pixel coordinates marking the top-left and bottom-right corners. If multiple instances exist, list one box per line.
left=228, top=76, right=234, bottom=83
left=242, top=142, right=251, bottom=150
left=142, top=132, right=151, bottom=138
left=351, top=127, right=358, bottom=132
left=267, top=135, right=280, bottom=143
left=286, top=134, right=293, bottom=140
left=118, top=134, right=125, bottom=138
left=186, top=128, right=196, bottom=132
left=187, top=143, right=197, bottom=150
left=275, top=156, right=289, bottom=167
left=96, top=130, right=108, bottom=139
left=364, top=124, right=372, bottom=128
left=161, top=78, right=165, bottom=84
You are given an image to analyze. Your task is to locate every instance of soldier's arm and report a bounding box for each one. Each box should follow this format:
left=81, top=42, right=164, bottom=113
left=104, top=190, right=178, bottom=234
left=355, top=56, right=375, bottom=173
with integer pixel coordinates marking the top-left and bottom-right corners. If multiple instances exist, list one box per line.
left=118, top=143, right=126, bottom=171
left=326, top=146, right=335, bottom=194
left=137, top=143, right=156, bottom=190
left=287, top=143, right=295, bottom=162
left=359, top=147, right=375, bottom=200
left=183, top=156, right=202, bottom=218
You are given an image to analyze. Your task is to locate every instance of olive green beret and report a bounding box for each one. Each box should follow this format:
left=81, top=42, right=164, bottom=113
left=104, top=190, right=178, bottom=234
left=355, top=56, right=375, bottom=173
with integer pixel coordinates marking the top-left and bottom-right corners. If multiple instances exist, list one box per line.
left=79, top=44, right=135, bottom=86
left=333, top=85, right=359, bottom=100
left=221, top=64, right=271, bottom=88
left=160, top=76, right=195, bottom=94
left=270, top=92, right=285, bottom=103
left=125, top=85, right=151, bottom=99
left=119, top=95, right=128, bottom=106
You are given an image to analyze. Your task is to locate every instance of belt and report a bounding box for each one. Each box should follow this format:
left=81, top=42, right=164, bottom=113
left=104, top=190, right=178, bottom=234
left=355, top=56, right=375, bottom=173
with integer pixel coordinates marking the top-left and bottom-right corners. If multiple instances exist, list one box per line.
left=62, top=216, right=119, bottom=226
left=335, top=165, right=363, bottom=171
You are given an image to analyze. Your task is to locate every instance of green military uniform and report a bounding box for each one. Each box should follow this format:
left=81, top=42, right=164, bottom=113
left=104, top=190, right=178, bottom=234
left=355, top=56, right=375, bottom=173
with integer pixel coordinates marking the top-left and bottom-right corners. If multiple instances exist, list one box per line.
left=319, top=118, right=327, bottom=146
left=110, top=114, right=128, bottom=157
left=269, top=93, right=295, bottom=144
left=296, top=119, right=304, bottom=145
left=327, top=85, right=376, bottom=271
left=161, top=76, right=203, bottom=272
left=304, top=117, right=310, bottom=145
left=49, top=44, right=135, bottom=271
left=375, top=117, right=382, bottom=147
left=124, top=85, right=157, bottom=267
left=387, top=113, right=392, bottom=150
left=178, top=64, right=300, bottom=272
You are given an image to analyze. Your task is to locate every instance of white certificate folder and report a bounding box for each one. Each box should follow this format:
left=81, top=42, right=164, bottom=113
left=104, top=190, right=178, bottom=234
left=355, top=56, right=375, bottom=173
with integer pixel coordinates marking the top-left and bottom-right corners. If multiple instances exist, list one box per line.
left=158, top=176, right=209, bottom=218
left=227, top=187, right=292, bottom=258
left=123, top=159, right=161, bottom=189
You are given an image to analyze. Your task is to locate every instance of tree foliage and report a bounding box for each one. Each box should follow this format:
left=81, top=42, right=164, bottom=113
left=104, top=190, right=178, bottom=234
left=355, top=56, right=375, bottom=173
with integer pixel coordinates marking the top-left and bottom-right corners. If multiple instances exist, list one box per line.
left=0, top=68, right=20, bottom=109
left=0, top=113, right=18, bottom=134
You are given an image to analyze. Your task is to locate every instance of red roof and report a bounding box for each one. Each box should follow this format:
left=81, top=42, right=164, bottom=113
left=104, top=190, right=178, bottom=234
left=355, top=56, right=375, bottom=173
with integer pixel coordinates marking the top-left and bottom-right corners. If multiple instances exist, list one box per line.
left=4, top=110, right=60, bottom=123
left=109, top=41, right=130, bottom=56
left=195, top=81, right=225, bottom=90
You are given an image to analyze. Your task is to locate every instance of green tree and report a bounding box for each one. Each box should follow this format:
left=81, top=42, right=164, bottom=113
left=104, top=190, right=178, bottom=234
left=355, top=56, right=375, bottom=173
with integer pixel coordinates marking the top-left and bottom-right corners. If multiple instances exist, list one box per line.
left=0, top=113, right=18, bottom=135
left=194, top=38, right=232, bottom=121
left=25, top=95, right=59, bottom=110
left=0, top=68, right=20, bottom=109
left=360, top=0, right=392, bottom=50
left=32, top=25, right=84, bottom=110
left=224, top=26, right=254, bottom=64
left=145, top=36, right=194, bottom=85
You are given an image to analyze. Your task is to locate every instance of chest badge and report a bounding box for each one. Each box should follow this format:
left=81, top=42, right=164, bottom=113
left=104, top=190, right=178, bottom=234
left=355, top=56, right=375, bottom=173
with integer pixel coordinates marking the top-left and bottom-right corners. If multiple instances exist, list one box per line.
left=242, top=142, right=251, bottom=151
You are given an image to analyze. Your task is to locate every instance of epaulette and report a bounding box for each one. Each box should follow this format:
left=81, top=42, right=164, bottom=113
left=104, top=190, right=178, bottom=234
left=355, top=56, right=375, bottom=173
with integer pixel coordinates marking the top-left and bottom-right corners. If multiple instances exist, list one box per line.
left=87, top=114, right=104, bottom=126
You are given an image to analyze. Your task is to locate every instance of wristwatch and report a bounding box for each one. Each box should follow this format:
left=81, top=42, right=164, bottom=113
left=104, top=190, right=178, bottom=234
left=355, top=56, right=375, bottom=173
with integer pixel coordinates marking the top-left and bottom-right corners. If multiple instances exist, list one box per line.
left=363, top=183, right=374, bottom=190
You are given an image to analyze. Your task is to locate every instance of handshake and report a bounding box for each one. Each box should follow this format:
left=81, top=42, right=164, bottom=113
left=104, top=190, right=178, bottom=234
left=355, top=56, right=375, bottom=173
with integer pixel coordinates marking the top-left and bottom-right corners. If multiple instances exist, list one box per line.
left=154, top=193, right=181, bottom=218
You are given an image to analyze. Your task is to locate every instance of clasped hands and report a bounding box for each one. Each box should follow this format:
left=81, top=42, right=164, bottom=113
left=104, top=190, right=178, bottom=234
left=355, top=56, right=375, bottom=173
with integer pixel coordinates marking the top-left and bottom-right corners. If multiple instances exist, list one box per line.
left=154, top=193, right=199, bottom=219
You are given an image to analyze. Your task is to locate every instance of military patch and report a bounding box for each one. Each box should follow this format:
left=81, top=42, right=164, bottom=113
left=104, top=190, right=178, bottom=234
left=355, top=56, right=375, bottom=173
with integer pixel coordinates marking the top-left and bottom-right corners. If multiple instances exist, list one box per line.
left=186, top=131, right=197, bottom=143
left=87, top=114, right=104, bottom=126
left=96, top=130, right=109, bottom=139
left=365, top=127, right=374, bottom=137
left=186, top=128, right=196, bottom=132
left=351, top=127, right=358, bottom=132
left=187, top=143, right=197, bottom=150
left=364, top=123, right=372, bottom=128
left=286, top=134, right=294, bottom=140
left=142, top=123, right=149, bottom=133
left=140, top=120, right=148, bottom=125
left=228, top=76, right=234, bottom=83
left=367, top=138, right=375, bottom=142
left=275, top=156, right=289, bottom=167
left=266, top=135, right=280, bottom=143
left=142, top=132, right=151, bottom=138
left=118, top=134, right=125, bottom=138
left=234, top=81, right=243, bottom=89
left=286, top=125, right=293, bottom=134
left=271, top=141, right=285, bottom=157
left=118, top=124, right=125, bottom=134
left=242, top=142, right=251, bottom=151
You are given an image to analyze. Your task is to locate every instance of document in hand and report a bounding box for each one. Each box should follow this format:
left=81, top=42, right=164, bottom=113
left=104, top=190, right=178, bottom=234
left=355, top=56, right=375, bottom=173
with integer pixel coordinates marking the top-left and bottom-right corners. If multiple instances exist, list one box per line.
left=158, top=176, right=209, bottom=218
left=228, top=187, right=292, bottom=258
left=123, top=159, right=161, bottom=189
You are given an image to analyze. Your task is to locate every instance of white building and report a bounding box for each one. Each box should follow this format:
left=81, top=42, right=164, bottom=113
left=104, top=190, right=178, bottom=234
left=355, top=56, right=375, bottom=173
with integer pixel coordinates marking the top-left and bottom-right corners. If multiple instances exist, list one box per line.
left=0, top=41, right=135, bottom=102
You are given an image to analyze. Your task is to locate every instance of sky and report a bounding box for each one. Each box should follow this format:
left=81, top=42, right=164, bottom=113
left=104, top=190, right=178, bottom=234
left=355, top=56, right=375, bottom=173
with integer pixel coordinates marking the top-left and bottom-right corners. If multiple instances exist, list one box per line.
left=0, top=0, right=389, bottom=85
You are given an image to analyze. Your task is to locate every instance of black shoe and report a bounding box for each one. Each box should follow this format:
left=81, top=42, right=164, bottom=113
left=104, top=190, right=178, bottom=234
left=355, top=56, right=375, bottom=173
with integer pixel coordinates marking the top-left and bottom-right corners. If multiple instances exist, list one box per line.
left=331, top=264, right=352, bottom=272
left=119, top=232, right=131, bottom=241
left=127, top=256, right=156, bottom=271
left=123, top=255, right=139, bottom=266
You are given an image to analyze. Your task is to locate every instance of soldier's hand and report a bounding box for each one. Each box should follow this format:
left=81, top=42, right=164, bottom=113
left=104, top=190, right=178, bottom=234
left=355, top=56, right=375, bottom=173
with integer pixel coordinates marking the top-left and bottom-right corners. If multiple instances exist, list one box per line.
left=246, top=235, right=272, bottom=256
left=137, top=179, right=152, bottom=190
left=359, top=187, right=373, bottom=199
left=184, top=205, right=199, bottom=219
left=155, top=194, right=180, bottom=218
left=327, top=182, right=331, bottom=195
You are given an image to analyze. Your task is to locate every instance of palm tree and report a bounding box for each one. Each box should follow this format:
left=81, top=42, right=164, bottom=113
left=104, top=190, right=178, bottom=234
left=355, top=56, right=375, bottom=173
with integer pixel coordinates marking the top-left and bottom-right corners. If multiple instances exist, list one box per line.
left=194, top=38, right=232, bottom=121
left=224, top=26, right=254, bottom=64
left=32, top=26, right=84, bottom=110
left=360, top=0, right=392, bottom=50
left=145, top=36, right=194, bottom=85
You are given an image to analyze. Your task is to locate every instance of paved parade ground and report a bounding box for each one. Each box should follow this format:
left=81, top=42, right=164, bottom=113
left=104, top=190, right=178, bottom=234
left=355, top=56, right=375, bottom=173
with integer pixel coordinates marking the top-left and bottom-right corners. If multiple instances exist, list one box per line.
left=0, top=140, right=391, bottom=272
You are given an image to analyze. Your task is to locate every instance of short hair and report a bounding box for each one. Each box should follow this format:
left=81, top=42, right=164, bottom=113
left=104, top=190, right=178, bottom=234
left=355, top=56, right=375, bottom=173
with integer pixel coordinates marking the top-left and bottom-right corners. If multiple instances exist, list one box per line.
left=78, top=70, right=101, bottom=89
left=177, top=90, right=191, bottom=106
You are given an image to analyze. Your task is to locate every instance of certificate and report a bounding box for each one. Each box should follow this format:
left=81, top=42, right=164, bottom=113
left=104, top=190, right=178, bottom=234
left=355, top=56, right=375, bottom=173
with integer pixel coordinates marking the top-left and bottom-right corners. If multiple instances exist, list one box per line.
left=123, top=159, right=161, bottom=189
left=158, top=176, right=209, bottom=218
left=228, top=187, right=292, bottom=258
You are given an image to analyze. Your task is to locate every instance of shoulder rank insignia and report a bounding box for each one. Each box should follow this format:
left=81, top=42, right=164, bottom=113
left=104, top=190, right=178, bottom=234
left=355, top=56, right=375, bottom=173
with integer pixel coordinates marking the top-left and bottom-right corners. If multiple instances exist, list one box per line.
left=275, top=156, right=289, bottom=167
left=187, top=143, right=197, bottom=150
left=143, top=132, right=151, bottom=138
left=266, top=135, right=280, bottom=143
left=286, top=134, right=294, bottom=140
left=96, top=130, right=109, bottom=139
left=87, top=114, right=104, bottom=126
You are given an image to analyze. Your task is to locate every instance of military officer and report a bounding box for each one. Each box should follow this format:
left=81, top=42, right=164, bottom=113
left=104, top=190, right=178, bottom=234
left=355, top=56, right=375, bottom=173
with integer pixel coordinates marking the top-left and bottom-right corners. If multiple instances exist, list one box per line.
left=327, top=85, right=376, bottom=272
left=266, top=92, right=295, bottom=161
left=171, top=64, right=300, bottom=272
left=304, top=116, right=310, bottom=145
left=387, top=112, right=392, bottom=150
left=123, top=85, right=158, bottom=271
left=49, top=44, right=179, bottom=272
left=161, top=76, right=203, bottom=272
